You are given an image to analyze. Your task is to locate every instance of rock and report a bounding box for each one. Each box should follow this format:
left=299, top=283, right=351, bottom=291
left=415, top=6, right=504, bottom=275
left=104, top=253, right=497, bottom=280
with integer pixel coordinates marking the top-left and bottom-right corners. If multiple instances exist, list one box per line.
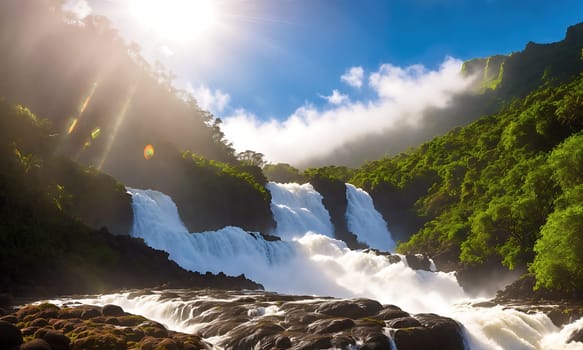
left=375, top=306, right=410, bottom=320
left=80, top=307, right=101, bottom=320
left=0, top=315, right=18, bottom=323
left=71, top=334, right=127, bottom=350
left=36, top=329, right=71, bottom=350
left=20, top=339, right=52, bottom=350
left=21, top=326, right=40, bottom=337
left=0, top=320, right=23, bottom=349
left=138, top=321, right=169, bottom=338
left=392, top=314, right=465, bottom=350
left=405, top=254, right=433, bottom=271
left=221, top=321, right=285, bottom=349
left=102, top=304, right=124, bottom=317
left=156, top=338, right=179, bottom=350
left=293, top=335, right=332, bottom=350
left=568, top=328, right=583, bottom=343
left=386, top=316, right=422, bottom=328
left=274, top=335, right=292, bottom=349
left=307, top=318, right=355, bottom=334
left=29, top=318, right=49, bottom=327
left=316, top=298, right=383, bottom=318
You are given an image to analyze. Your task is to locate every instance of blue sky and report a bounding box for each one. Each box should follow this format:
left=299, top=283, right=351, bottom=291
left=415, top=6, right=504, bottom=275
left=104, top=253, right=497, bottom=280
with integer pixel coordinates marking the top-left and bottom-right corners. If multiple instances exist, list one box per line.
left=75, top=0, right=583, bottom=164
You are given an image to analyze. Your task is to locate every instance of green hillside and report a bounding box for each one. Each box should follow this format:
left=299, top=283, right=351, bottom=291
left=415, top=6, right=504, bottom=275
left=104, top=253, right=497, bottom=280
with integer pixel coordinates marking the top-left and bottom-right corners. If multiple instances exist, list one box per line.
left=349, top=73, right=582, bottom=292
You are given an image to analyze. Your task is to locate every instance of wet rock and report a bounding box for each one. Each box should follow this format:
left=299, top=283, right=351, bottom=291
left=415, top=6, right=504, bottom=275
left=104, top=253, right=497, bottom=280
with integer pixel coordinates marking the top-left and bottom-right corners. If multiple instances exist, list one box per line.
left=20, top=339, right=52, bottom=350
left=307, top=318, right=355, bottom=334
left=386, top=316, right=422, bottom=328
left=316, top=298, right=383, bottom=318
left=405, top=254, right=433, bottom=271
left=29, top=318, right=49, bottom=328
left=274, top=335, right=292, bottom=349
left=80, top=307, right=101, bottom=320
left=102, top=304, right=125, bottom=317
left=293, top=335, right=332, bottom=350
left=36, top=329, right=71, bottom=350
left=568, top=327, right=583, bottom=343
left=71, top=334, right=127, bottom=350
left=221, top=321, right=285, bottom=349
left=374, top=306, right=410, bottom=320
left=0, top=320, right=23, bottom=349
left=392, top=313, right=465, bottom=350
left=0, top=315, right=18, bottom=323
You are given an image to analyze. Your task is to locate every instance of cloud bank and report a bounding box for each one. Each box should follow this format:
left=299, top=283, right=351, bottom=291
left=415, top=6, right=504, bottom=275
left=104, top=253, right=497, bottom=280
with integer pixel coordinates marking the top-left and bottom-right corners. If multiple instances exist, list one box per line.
left=62, top=0, right=92, bottom=19
left=341, top=66, right=365, bottom=88
left=188, top=84, right=230, bottom=114
left=220, top=57, right=475, bottom=166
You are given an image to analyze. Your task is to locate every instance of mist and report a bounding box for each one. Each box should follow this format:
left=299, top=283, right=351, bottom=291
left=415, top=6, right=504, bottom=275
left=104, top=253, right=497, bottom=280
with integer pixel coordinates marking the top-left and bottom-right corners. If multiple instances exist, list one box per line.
left=222, top=57, right=481, bottom=167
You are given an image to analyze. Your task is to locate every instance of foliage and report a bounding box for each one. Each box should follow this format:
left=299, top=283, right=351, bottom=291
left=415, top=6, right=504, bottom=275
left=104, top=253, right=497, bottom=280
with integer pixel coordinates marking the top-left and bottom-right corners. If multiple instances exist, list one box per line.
left=345, top=74, right=583, bottom=291
left=263, top=163, right=305, bottom=183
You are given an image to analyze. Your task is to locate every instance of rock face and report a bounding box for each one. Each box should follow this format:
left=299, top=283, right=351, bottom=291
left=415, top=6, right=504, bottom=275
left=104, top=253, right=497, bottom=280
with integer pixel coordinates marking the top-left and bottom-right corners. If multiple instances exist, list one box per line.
left=6, top=294, right=467, bottom=350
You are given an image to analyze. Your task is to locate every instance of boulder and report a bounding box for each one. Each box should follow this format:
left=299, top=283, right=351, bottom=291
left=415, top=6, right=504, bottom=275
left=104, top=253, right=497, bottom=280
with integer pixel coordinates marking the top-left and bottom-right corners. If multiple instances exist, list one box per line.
left=387, top=317, right=422, bottom=328
left=405, top=254, right=433, bottom=271
left=307, top=318, right=355, bottom=334
left=568, top=327, right=583, bottom=343
left=316, top=298, right=383, bottom=318
left=20, top=339, right=52, bottom=350
left=71, top=334, right=127, bottom=350
left=392, top=313, right=465, bottom=350
left=0, top=320, right=23, bottom=349
left=102, top=304, right=125, bottom=317
left=36, top=329, right=71, bottom=350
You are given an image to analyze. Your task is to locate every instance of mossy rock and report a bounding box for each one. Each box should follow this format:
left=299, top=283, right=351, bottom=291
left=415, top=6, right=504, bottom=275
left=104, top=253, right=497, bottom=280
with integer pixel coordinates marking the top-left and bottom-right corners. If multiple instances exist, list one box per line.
left=71, top=334, right=127, bottom=350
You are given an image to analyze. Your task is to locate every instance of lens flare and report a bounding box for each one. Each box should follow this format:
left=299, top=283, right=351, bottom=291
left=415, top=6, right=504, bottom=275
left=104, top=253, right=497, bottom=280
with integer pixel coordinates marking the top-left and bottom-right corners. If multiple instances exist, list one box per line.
left=144, top=144, right=155, bottom=160
left=91, top=127, right=101, bottom=139
left=67, top=118, right=79, bottom=135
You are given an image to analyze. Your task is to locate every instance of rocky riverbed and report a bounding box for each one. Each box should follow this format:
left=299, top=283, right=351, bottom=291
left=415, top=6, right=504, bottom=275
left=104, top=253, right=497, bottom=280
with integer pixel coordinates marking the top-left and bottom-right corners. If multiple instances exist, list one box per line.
left=1, top=289, right=467, bottom=350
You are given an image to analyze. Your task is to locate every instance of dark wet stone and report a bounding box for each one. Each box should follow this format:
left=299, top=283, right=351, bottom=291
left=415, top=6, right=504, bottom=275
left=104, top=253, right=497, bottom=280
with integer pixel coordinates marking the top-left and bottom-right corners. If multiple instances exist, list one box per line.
left=293, top=335, right=332, bottom=350
left=393, top=313, right=465, bottom=350
left=307, top=318, right=355, bottom=334
left=36, top=329, right=71, bottom=350
left=80, top=307, right=101, bottom=320
left=568, top=327, right=583, bottom=343
left=102, top=304, right=125, bottom=317
left=316, top=298, right=383, bottom=319
left=386, top=316, right=422, bottom=328
left=405, top=254, right=433, bottom=271
left=20, top=339, right=52, bottom=350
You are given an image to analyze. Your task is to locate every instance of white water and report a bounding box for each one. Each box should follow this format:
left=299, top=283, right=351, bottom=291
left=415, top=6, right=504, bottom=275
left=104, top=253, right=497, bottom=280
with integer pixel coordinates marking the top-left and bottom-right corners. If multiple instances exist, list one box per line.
left=345, top=183, right=395, bottom=251
left=266, top=182, right=334, bottom=239
left=126, top=185, right=583, bottom=350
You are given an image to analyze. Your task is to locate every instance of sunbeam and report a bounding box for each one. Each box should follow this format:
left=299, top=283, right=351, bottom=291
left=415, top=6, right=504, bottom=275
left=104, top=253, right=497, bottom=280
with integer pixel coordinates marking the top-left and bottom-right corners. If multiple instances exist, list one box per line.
left=97, top=85, right=137, bottom=171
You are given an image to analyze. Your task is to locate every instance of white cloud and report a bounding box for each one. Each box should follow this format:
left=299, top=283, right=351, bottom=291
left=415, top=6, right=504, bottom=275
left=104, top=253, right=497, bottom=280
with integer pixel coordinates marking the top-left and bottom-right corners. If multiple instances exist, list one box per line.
left=160, top=45, right=175, bottom=57
left=341, top=66, right=365, bottom=88
left=188, top=84, right=230, bottom=114
left=221, top=57, right=474, bottom=165
left=320, top=89, right=349, bottom=105
left=62, top=0, right=92, bottom=19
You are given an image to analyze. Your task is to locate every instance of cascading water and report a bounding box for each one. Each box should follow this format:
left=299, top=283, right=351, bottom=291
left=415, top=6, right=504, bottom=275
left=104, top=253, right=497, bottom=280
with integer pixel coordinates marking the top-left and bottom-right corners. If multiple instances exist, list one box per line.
left=124, top=185, right=583, bottom=350
left=266, top=182, right=334, bottom=239
left=345, top=183, right=395, bottom=251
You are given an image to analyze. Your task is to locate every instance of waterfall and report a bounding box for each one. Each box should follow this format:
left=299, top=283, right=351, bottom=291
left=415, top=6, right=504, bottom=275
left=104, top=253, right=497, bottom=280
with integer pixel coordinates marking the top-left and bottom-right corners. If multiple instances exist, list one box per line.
left=345, top=183, right=396, bottom=252
left=126, top=186, right=583, bottom=350
left=266, top=182, right=334, bottom=239
left=127, top=188, right=295, bottom=281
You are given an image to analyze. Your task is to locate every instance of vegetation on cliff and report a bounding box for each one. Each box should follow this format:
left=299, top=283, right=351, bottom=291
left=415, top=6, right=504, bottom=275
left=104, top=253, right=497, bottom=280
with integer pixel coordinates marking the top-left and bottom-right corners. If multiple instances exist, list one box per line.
left=347, top=73, right=582, bottom=293
left=0, top=98, right=261, bottom=296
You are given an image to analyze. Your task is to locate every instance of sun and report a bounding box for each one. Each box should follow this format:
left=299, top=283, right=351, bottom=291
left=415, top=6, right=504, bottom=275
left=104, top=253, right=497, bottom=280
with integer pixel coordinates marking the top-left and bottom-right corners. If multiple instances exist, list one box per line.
left=129, top=0, right=219, bottom=43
